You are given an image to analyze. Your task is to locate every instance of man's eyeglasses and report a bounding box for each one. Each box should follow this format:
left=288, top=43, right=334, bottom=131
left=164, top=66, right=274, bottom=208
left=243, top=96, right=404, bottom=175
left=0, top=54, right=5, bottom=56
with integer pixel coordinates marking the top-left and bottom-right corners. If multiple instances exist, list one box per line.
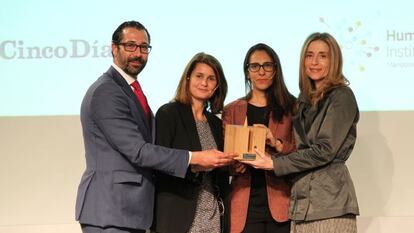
left=118, top=42, right=152, bottom=54
left=247, top=62, right=275, bottom=72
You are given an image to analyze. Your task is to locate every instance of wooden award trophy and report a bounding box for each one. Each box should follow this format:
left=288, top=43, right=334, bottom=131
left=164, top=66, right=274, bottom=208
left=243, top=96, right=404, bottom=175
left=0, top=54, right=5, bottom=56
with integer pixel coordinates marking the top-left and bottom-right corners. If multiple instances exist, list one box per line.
left=224, top=119, right=266, bottom=160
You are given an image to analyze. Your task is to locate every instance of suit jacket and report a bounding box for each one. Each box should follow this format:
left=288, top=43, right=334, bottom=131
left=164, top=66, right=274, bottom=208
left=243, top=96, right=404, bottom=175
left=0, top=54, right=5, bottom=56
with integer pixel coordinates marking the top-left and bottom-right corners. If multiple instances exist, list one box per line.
left=152, top=102, right=230, bottom=233
left=75, top=66, right=189, bottom=230
left=273, top=86, right=360, bottom=221
left=222, top=99, right=295, bottom=233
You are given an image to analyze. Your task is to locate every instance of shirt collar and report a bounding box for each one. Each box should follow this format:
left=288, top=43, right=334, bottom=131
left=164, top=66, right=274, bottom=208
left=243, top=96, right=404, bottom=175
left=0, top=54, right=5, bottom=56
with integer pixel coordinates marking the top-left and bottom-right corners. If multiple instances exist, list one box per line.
left=112, top=63, right=137, bottom=85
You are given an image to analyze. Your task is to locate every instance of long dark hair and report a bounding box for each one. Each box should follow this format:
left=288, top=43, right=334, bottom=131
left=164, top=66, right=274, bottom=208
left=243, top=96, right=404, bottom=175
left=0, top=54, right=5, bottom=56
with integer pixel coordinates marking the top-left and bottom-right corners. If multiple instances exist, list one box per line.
left=243, top=43, right=296, bottom=121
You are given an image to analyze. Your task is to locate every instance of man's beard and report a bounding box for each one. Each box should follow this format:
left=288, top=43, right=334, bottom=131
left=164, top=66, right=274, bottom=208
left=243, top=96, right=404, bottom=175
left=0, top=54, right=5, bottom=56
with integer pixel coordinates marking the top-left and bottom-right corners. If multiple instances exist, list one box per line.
left=124, top=57, right=147, bottom=77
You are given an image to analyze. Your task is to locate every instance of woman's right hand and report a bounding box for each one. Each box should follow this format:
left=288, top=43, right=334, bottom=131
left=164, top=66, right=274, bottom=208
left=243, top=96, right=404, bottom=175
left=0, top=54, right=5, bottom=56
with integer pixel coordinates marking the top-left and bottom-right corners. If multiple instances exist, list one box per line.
left=231, top=161, right=247, bottom=174
left=240, top=148, right=274, bottom=170
left=274, top=138, right=284, bottom=153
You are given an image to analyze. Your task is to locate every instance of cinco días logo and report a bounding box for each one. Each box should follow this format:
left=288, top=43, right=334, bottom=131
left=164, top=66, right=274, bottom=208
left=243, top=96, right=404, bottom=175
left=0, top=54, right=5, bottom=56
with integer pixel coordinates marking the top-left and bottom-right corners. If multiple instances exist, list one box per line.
left=0, top=39, right=111, bottom=60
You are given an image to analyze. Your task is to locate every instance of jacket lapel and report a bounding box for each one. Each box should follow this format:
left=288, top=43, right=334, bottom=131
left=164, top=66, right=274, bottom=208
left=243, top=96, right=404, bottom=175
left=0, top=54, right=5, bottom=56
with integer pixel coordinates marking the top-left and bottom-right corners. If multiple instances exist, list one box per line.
left=107, top=67, right=152, bottom=141
left=234, top=99, right=248, bottom=125
left=177, top=103, right=202, bottom=151
left=293, top=95, right=310, bottom=146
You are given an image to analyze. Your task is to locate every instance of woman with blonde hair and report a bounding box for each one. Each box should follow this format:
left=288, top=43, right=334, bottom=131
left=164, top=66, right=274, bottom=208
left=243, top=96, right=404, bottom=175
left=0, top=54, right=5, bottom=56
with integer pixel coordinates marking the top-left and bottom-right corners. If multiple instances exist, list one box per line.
left=242, top=33, right=360, bottom=233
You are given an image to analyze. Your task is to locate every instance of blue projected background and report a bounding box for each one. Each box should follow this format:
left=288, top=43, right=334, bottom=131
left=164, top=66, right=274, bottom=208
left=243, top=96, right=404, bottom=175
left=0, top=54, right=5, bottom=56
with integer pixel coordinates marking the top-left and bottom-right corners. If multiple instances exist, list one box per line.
left=1, top=0, right=413, bottom=116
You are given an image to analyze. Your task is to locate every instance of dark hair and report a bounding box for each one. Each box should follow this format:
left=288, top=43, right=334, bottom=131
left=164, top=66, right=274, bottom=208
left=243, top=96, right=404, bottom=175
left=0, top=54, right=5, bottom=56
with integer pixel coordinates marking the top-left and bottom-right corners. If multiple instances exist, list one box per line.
left=175, top=52, right=228, bottom=114
left=243, top=43, right=296, bottom=121
left=112, top=21, right=151, bottom=44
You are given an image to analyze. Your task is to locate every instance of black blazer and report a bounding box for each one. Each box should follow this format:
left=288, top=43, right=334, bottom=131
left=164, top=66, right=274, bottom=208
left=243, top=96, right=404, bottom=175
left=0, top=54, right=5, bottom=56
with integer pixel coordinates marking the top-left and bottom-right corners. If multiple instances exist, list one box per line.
left=152, top=102, right=230, bottom=233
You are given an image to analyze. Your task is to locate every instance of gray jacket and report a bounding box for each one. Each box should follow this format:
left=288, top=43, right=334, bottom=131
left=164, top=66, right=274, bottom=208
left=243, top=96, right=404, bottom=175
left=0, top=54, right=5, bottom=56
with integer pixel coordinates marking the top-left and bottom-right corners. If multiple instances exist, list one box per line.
left=272, top=86, right=359, bottom=221
left=75, top=67, right=189, bottom=230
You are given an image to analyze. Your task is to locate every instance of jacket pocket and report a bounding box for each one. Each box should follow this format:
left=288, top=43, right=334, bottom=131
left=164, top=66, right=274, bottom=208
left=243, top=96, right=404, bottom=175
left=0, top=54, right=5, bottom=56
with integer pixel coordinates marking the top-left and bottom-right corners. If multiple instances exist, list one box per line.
left=112, top=170, right=142, bottom=185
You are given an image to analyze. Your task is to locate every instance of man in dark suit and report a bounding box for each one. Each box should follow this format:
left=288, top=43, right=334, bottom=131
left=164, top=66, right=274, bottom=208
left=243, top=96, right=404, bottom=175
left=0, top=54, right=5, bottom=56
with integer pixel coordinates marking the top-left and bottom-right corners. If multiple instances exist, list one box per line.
left=75, top=21, right=234, bottom=233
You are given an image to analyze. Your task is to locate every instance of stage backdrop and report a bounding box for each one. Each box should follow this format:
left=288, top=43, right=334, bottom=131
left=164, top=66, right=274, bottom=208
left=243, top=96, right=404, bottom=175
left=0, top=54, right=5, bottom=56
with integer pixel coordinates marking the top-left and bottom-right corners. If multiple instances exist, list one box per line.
left=1, top=0, right=413, bottom=232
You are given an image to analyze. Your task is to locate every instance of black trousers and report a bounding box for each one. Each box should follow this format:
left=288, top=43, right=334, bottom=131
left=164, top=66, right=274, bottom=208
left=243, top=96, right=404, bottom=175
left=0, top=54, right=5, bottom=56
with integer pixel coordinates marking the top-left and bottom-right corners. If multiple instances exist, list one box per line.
left=242, top=220, right=290, bottom=233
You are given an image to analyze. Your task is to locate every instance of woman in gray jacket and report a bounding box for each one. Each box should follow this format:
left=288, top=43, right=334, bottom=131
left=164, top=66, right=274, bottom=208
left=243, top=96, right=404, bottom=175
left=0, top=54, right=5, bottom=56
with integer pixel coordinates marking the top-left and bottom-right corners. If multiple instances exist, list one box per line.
left=242, top=32, right=359, bottom=233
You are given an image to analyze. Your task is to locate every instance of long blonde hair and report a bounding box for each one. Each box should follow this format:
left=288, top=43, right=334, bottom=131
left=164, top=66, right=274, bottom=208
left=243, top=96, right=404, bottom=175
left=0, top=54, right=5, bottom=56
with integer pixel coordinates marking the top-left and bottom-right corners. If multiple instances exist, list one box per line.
left=299, top=32, right=348, bottom=105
